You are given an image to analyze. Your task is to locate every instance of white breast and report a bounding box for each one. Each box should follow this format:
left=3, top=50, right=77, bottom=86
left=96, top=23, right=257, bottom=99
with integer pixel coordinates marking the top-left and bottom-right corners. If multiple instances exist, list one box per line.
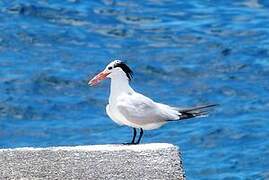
left=106, top=104, right=124, bottom=125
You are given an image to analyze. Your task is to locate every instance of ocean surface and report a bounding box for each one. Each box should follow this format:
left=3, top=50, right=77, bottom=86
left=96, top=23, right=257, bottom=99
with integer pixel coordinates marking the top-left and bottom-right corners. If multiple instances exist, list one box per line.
left=0, top=0, right=269, bottom=179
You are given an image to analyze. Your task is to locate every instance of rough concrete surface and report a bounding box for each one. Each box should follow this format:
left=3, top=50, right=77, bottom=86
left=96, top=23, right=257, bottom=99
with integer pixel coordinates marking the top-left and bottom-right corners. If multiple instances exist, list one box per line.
left=0, top=143, right=185, bottom=180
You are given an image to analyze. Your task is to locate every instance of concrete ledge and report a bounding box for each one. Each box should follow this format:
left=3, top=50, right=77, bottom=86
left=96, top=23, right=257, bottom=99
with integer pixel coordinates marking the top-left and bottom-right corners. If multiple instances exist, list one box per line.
left=0, top=143, right=185, bottom=180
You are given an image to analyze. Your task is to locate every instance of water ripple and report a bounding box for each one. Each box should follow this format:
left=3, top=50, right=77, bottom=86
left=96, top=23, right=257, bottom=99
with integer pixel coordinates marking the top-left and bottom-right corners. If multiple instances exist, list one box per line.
left=0, top=0, right=269, bottom=179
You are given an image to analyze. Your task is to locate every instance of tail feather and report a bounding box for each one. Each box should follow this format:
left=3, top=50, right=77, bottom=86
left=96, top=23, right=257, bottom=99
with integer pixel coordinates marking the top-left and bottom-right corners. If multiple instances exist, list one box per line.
left=178, top=104, right=218, bottom=120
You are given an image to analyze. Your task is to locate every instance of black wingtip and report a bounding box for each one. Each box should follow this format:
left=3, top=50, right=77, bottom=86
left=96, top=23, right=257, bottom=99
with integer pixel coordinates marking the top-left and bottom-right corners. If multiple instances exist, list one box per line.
left=180, top=104, right=219, bottom=113
left=178, top=104, right=218, bottom=120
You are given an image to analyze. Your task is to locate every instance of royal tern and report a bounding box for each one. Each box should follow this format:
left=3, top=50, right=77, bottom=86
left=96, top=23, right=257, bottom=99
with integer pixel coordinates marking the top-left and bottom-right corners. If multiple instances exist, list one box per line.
left=88, top=60, right=217, bottom=144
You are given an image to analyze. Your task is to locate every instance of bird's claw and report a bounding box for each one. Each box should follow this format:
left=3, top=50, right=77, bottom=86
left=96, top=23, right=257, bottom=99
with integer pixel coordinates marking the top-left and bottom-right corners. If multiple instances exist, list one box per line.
left=122, top=142, right=137, bottom=145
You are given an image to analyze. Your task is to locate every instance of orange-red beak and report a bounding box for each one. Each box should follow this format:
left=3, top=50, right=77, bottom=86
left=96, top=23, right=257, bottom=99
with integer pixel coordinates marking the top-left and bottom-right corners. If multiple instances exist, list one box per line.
left=88, top=70, right=110, bottom=86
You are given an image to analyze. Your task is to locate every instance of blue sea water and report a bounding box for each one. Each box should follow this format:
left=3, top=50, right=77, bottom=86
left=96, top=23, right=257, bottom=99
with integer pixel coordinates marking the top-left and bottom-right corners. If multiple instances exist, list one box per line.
left=0, top=0, right=269, bottom=179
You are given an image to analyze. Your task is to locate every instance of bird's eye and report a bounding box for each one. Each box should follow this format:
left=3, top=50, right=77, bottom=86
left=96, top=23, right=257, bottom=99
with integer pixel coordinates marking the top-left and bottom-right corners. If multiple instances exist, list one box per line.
left=108, top=66, right=112, bottom=70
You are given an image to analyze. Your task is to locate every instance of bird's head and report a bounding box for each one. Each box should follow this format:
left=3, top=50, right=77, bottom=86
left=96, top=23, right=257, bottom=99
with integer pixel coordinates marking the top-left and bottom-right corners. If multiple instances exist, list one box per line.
left=88, top=60, right=133, bottom=86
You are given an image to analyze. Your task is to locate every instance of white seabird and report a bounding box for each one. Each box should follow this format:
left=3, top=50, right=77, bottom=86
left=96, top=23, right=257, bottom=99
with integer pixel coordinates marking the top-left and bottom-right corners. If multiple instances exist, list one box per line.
left=88, top=60, right=217, bottom=144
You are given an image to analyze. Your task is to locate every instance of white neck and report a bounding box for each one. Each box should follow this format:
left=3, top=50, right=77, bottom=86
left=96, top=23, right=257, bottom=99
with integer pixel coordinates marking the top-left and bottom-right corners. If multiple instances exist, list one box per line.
left=109, top=76, right=134, bottom=104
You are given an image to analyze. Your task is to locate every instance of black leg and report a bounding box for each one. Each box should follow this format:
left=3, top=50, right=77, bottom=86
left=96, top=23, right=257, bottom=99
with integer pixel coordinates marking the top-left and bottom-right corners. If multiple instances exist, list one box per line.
left=131, top=128, right=137, bottom=144
left=123, top=128, right=137, bottom=145
left=136, top=128, right=143, bottom=144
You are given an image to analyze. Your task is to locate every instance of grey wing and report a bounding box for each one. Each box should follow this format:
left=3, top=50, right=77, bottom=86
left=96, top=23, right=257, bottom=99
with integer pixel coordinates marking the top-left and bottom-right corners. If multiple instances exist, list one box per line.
left=116, top=93, right=179, bottom=125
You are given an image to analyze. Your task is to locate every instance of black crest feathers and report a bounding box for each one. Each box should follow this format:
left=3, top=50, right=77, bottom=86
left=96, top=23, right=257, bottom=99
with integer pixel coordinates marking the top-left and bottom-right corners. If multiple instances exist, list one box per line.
left=114, top=61, right=133, bottom=81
